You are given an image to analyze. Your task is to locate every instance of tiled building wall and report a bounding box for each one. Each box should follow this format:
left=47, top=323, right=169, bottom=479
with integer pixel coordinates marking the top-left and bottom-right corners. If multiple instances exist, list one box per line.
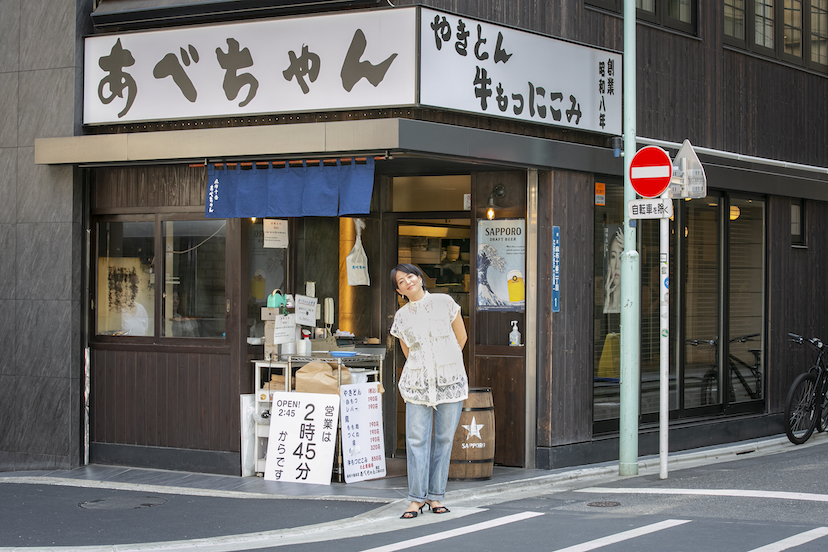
left=0, top=0, right=91, bottom=470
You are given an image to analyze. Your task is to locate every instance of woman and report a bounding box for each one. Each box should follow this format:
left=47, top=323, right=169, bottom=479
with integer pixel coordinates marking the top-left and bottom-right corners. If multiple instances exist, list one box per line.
left=603, top=227, right=624, bottom=314
left=389, top=263, right=469, bottom=519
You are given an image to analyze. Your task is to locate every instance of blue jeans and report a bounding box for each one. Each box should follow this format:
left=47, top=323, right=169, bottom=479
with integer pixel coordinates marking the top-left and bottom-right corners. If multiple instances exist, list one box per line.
left=405, top=400, right=463, bottom=503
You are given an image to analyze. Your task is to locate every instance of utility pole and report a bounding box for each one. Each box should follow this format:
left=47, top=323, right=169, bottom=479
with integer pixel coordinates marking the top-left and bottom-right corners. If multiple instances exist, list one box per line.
left=619, top=0, right=640, bottom=477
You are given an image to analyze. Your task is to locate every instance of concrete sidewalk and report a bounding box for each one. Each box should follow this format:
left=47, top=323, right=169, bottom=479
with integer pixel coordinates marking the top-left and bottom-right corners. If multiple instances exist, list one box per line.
left=0, top=433, right=820, bottom=551
left=1, top=433, right=810, bottom=503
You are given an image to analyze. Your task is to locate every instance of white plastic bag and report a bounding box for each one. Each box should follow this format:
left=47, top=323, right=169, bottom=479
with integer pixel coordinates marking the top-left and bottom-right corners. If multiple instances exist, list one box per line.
left=346, top=219, right=370, bottom=286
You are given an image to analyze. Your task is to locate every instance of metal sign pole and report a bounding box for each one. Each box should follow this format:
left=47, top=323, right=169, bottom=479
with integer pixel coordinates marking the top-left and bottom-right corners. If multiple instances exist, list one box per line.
left=659, top=191, right=670, bottom=479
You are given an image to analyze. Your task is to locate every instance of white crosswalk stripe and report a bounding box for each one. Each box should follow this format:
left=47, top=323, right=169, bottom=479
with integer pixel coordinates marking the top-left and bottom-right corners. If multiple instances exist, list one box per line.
left=359, top=511, right=544, bottom=552
left=550, top=519, right=692, bottom=552
left=746, top=527, right=828, bottom=552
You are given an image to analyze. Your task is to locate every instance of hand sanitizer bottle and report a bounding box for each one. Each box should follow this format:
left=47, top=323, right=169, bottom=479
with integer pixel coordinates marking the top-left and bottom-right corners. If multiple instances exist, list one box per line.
left=509, top=320, right=521, bottom=346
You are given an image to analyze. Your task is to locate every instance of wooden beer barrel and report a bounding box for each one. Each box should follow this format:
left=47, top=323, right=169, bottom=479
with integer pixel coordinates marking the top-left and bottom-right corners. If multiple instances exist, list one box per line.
left=449, top=387, right=495, bottom=480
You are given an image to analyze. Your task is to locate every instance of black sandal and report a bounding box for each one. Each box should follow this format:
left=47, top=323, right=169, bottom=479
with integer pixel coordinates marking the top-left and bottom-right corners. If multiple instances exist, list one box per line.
left=431, top=505, right=450, bottom=514
left=400, top=502, right=428, bottom=519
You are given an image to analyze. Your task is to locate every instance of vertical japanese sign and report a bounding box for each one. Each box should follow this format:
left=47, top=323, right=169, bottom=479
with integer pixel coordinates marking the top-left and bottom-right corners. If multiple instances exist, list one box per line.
left=552, top=226, right=561, bottom=313
left=419, top=7, right=621, bottom=135
left=477, top=219, right=526, bottom=312
left=264, top=393, right=340, bottom=485
left=84, top=9, right=417, bottom=124
left=340, top=382, right=386, bottom=483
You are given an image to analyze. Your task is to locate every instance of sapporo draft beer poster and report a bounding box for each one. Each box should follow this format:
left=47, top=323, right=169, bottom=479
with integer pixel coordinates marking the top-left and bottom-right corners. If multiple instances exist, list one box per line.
left=477, top=219, right=526, bottom=312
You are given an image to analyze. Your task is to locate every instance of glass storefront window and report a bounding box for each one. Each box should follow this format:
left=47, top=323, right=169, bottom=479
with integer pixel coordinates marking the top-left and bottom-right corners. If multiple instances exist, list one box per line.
left=593, top=184, right=765, bottom=428
left=727, top=198, right=765, bottom=403
left=163, top=220, right=227, bottom=338
left=96, top=221, right=155, bottom=336
left=247, top=219, right=287, bottom=339
left=683, top=198, right=721, bottom=408
left=593, top=182, right=624, bottom=422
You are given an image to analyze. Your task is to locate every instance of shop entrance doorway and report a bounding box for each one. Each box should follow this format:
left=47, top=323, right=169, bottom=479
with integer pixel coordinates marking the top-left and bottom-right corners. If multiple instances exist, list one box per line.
left=392, top=217, right=472, bottom=453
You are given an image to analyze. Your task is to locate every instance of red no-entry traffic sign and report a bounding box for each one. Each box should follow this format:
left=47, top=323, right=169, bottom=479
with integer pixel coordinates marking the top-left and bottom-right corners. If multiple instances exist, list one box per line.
left=629, top=146, right=672, bottom=198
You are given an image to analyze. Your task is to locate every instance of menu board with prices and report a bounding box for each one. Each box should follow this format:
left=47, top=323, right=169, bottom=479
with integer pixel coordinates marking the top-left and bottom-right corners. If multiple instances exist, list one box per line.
left=340, top=382, right=386, bottom=483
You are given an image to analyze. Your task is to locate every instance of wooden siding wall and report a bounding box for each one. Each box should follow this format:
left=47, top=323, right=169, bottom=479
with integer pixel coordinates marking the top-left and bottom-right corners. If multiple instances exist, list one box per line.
left=537, top=170, right=594, bottom=448
left=92, top=165, right=206, bottom=211
left=767, top=197, right=828, bottom=414
left=91, top=348, right=237, bottom=451
left=91, top=166, right=244, bottom=456
left=470, top=171, right=527, bottom=467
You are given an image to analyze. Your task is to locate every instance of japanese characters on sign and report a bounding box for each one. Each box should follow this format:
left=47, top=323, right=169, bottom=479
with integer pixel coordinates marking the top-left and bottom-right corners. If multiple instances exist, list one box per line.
left=341, top=382, right=386, bottom=483
left=264, top=393, right=340, bottom=485
left=84, top=9, right=417, bottom=124
left=552, top=226, right=561, bottom=313
left=627, top=198, right=674, bottom=219
left=477, top=219, right=526, bottom=312
left=84, top=7, right=621, bottom=133
left=419, top=8, right=622, bottom=135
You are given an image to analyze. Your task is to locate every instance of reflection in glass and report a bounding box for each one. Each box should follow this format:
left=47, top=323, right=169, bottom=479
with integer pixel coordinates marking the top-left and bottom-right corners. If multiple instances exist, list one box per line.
left=163, top=220, right=227, bottom=338
left=97, top=221, right=155, bottom=336
left=727, top=198, right=765, bottom=403
left=683, top=198, right=720, bottom=408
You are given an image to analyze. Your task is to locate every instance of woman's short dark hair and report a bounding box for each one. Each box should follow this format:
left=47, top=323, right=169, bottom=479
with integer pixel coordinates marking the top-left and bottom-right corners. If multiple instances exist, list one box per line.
left=390, top=263, right=427, bottom=292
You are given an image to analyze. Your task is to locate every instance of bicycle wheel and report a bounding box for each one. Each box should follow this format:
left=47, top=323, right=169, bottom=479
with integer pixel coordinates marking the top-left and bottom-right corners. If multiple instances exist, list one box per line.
left=816, top=378, right=828, bottom=432
left=784, top=372, right=819, bottom=445
left=817, top=393, right=828, bottom=432
left=700, top=369, right=718, bottom=406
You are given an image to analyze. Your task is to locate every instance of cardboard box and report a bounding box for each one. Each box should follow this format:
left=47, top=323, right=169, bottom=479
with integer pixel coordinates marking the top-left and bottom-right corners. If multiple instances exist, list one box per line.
left=261, top=308, right=281, bottom=320
left=295, top=361, right=352, bottom=394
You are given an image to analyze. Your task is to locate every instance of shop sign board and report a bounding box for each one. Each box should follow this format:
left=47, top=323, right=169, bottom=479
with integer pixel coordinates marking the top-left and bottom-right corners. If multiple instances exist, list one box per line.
left=477, top=219, right=526, bottom=312
left=84, top=9, right=417, bottom=124
left=341, top=382, right=386, bottom=483
left=264, top=392, right=340, bottom=485
left=419, top=8, right=621, bottom=135
left=84, top=7, right=621, bottom=134
left=551, top=226, right=561, bottom=313
left=629, top=146, right=672, bottom=198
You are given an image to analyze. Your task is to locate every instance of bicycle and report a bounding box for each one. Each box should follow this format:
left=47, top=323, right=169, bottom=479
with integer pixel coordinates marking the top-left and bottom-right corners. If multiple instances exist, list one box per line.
left=784, top=333, right=828, bottom=445
left=688, top=333, right=762, bottom=407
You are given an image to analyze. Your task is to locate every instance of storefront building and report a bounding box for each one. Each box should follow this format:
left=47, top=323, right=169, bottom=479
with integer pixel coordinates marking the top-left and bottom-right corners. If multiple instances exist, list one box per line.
left=3, top=0, right=828, bottom=475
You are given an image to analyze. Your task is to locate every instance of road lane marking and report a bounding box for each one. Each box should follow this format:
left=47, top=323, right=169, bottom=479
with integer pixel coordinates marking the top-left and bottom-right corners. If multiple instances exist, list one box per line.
left=359, top=511, right=544, bottom=552
left=551, top=519, right=692, bottom=552
left=746, top=527, right=828, bottom=551
left=576, top=487, right=828, bottom=502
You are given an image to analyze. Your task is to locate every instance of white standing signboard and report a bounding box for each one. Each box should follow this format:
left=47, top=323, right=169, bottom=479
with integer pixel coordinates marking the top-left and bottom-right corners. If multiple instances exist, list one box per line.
left=341, top=382, right=386, bottom=483
left=264, top=393, right=340, bottom=485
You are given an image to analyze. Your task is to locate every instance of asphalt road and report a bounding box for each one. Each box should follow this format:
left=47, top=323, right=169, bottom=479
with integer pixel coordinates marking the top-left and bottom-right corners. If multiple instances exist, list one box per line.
left=3, top=438, right=828, bottom=551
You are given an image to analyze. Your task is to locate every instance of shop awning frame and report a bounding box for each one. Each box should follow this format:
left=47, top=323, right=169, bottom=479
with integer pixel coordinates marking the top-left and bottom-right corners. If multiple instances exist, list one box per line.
left=34, top=118, right=828, bottom=201
left=34, top=118, right=620, bottom=175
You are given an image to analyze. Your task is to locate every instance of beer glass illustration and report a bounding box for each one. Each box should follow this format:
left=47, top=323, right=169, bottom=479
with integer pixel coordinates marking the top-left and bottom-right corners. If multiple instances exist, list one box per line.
left=507, top=269, right=525, bottom=302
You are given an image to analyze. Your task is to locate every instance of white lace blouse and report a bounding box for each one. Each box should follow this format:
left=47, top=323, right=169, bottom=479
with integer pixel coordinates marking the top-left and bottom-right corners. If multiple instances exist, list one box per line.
left=390, top=292, right=468, bottom=407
